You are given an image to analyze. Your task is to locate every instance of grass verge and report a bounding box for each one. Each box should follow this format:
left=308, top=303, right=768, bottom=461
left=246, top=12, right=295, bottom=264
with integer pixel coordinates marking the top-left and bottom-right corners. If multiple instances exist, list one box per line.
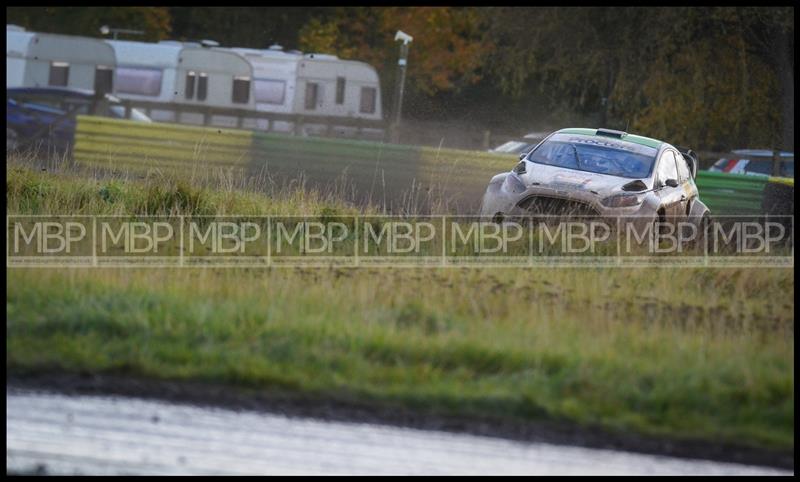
left=6, top=165, right=795, bottom=456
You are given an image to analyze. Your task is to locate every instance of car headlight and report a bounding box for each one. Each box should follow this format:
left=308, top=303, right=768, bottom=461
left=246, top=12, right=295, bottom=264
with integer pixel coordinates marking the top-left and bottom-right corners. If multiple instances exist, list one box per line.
left=601, top=193, right=642, bottom=208
left=502, top=173, right=527, bottom=193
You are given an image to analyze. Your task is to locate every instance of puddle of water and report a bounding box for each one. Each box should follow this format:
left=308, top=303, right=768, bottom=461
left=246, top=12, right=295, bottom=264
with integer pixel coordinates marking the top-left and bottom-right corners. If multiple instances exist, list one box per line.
left=5, top=389, right=792, bottom=475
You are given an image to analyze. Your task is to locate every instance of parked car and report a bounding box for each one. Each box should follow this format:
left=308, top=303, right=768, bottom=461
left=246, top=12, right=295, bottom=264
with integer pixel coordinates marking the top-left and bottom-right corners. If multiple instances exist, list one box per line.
left=709, top=149, right=794, bottom=178
left=488, top=132, right=549, bottom=156
left=480, top=127, right=709, bottom=233
left=7, top=87, right=151, bottom=154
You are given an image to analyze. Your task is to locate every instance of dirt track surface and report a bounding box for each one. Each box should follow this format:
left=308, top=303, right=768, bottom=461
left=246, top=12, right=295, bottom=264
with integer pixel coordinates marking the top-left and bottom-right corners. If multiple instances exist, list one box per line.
left=6, top=387, right=792, bottom=476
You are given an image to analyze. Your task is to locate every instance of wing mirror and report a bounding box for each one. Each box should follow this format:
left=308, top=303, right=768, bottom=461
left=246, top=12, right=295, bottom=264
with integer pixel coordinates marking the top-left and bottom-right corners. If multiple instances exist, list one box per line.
left=518, top=152, right=527, bottom=161
left=664, top=179, right=679, bottom=188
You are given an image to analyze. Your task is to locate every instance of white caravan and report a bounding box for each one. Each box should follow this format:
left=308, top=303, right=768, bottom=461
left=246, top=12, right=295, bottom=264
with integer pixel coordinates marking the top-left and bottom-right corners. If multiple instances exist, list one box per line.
left=295, top=53, right=382, bottom=120
left=229, top=46, right=301, bottom=132
left=7, top=25, right=384, bottom=137
left=295, top=53, right=383, bottom=138
left=7, top=25, right=116, bottom=94
left=228, top=47, right=384, bottom=137
left=106, top=39, right=255, bottom=126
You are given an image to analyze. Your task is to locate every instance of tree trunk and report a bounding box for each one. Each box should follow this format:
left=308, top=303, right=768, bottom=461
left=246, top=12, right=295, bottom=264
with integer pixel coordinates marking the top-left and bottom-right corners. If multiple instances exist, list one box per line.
left=772, top=29, right=794, bottom=151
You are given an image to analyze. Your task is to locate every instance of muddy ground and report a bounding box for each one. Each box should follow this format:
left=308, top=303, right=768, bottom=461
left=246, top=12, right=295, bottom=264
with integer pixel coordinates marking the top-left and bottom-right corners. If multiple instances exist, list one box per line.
left=6, top=372, right=793, bottom=470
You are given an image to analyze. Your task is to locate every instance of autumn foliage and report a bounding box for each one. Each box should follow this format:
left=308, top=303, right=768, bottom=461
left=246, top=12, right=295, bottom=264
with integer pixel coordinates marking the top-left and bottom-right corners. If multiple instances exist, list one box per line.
left=7, top=6, right=794, bottom=151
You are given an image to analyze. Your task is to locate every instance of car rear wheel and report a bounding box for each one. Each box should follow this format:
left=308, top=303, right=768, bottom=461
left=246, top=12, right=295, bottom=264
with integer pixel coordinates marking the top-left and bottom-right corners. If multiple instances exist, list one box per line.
left=651, top=213, right=665, bottom=248
left=698, top=213, right=712, bottom=248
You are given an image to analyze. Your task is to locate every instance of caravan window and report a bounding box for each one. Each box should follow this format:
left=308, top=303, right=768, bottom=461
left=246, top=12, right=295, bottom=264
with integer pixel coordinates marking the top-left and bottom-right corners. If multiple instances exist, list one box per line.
left=94, top=66, right=114, bottom=95
left=49, top=62, right=69, bottom=87
left=185, top=71, right=196, bottom=99
left=198, top=73, right=208, bottom=101
left=232, top=76, right=251, bottom=104
left=359, top=86, right=376, bottom=114
left=305, top=82, right=319, bottom=110
left=254, top=79, right=286, bottom=105
left=117, top=67, right=162, bottom=97
left=336, top=77, right=346, bottom=104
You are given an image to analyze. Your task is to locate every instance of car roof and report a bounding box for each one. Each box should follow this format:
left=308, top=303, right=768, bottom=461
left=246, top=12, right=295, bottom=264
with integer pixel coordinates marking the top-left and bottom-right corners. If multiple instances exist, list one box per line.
left=7, top=87, right=122, bottom=103
left=557, top=127, right=664, bottom=150
left=730, top=149, right=794, bottom=158
left=7, top=87, right=97, bottom=97
left=522, top=132, right=550, bottom=139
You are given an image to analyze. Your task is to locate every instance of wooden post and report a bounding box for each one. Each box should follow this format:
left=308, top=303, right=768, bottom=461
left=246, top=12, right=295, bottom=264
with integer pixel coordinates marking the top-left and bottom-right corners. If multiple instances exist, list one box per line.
left=482, top=130, right=491, bottom=150
left=392, top=41, right=409, bottom=140
left=294, top=116, right=303, bottom=136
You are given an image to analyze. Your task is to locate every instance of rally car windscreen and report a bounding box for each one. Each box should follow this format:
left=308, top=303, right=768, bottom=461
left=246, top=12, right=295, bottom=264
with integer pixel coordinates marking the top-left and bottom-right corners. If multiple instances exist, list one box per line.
left=526, top=133, right=657, bottom=178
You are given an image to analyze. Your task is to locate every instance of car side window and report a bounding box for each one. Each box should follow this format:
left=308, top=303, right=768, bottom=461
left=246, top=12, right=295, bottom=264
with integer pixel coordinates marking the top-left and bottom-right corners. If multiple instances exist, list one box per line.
left=23, top=94, right=62, bottom=110
left=656, top=150, right=679, bottom=185
left=675, top=151, right=692, bottom=182
left=62, top=99, right=91, bottom=115
left=745, top=160, right=773, bottom=176
left=18, top=95, right=68, bottom=117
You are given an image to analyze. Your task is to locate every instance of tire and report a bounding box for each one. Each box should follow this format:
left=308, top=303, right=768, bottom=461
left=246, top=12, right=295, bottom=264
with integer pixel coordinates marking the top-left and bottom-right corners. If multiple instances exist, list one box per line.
left=694, top=213, right=711, bottom=252
left=652, top=212, right=665, bottom=248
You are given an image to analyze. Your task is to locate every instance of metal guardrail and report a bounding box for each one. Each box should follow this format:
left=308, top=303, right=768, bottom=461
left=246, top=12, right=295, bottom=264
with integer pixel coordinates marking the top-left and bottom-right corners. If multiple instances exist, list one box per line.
left=73, top=115, right=253, bottom=175
left=120, top=99, right=387, bottom=140
left=693, top=171, right=770, bottom=215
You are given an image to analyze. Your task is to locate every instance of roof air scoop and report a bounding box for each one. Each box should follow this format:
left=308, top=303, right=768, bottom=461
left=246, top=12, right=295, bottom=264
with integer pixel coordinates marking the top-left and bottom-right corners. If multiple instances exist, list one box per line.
left=596, top=128, right=627, bottom=139
left=621, top=180, right=648, bottom=192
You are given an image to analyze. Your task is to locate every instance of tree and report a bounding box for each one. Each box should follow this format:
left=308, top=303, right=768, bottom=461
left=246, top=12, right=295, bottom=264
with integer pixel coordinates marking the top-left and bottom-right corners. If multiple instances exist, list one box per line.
left=168, top=7, right=330, bottom=49
left=725, top=7, right=794, bottom=150
left=297, top=7, right=493, bottom=117
left=8, top=6, right=791, bottom=151
left=7, top=7, right=171, bottom=41
left=483, top=6, right=791, bottom=151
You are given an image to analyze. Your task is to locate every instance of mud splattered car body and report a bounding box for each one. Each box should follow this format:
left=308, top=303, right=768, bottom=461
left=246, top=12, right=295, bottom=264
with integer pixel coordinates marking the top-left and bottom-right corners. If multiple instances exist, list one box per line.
left=480, top=128, right=710, bottom=230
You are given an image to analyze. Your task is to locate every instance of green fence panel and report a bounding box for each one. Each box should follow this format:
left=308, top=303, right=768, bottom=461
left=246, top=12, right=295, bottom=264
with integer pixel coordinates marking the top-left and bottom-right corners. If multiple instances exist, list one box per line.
left=251, top=132, right=423, bottom=209
left=417, top=146, right=514, bottom=210
left=694, top=171, right=769, bottom=215
left=74, top=116, right=253, bottom=178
